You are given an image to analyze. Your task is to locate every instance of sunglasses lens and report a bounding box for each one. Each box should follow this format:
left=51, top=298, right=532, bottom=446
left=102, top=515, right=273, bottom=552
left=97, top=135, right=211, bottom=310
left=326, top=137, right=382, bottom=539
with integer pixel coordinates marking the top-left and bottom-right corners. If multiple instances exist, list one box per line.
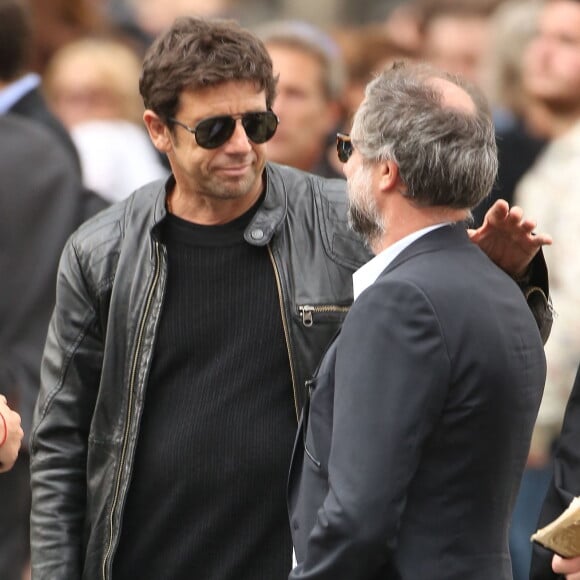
left=193, top=111, right=279, bottom=149
left=336, top=134, right=353, bottom=163
left=195, top=116, right=236, bottom=149
left=242, top=111, right=279, bottom=144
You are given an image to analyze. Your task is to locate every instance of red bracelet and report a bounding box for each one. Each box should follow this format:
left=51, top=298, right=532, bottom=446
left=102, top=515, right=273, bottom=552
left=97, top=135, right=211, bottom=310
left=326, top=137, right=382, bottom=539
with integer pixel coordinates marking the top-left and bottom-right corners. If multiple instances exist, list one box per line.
left=0, top=411, right=7, bottom=447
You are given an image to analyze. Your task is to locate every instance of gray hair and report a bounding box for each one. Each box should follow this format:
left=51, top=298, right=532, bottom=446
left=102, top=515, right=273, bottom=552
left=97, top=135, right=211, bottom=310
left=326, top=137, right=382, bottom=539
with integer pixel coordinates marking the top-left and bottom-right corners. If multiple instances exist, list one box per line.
left=255, top=19, right=346, bottom=101
left=351, top=62, right=498, bottom=210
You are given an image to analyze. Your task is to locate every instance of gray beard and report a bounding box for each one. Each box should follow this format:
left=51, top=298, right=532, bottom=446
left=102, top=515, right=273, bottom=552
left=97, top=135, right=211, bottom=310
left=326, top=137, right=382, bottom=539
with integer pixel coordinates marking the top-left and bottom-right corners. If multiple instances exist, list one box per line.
left=347, top=199, right=384, bottom=250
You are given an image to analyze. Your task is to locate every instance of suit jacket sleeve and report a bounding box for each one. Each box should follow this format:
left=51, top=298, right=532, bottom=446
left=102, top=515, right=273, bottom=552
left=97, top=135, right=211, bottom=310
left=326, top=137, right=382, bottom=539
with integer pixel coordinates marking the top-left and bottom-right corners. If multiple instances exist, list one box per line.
left=290, top=278, right=450, bottom=579
left=521, top=250, right=552, bottom=345
left=530, top=364, right=580, bottom=580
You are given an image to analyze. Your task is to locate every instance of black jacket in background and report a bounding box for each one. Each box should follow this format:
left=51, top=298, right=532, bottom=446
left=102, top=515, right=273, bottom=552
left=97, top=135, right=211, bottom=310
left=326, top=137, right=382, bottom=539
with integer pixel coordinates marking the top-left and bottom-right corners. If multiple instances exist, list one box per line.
left=0, top=114, right=107, bottom=437
left=530, top=364, right=580, bottom=580
left=8, top=86, right=82, bottom=175
left=8, top=85, right=109, bottom=216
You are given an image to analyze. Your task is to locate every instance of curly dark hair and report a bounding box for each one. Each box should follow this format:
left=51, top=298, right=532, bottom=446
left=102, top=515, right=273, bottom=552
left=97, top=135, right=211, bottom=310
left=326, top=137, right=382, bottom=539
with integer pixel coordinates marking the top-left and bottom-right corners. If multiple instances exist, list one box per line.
left=140, top=17, right=278, bottom=122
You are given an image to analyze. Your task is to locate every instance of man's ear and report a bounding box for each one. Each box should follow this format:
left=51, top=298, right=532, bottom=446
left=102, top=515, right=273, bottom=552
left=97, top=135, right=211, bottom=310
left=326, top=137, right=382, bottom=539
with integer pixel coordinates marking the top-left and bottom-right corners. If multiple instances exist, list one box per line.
left=143, top=110, right=173, bottom=153
left=378, top=159, right=400, bottom=192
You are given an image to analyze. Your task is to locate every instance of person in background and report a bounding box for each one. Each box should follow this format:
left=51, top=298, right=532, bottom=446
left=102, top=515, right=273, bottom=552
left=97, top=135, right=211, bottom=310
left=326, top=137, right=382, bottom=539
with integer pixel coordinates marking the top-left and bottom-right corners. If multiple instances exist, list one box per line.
left=27, top=0, right=109, bottom=74
left=417, top=0, right=502, bottom=87
left=287, top=61, right=547, bottom=580
left=0, top=112, right=106, bottom=580
left=123, top=0, right=235, bottom=42
left=380, top=1, right=424, bottom=55
left=514, top=1, right=580, bottom=576
left=257, top=20, right=346, bottom=178
left=470, top=0, right=549, bottom=227
left=44, top=36, right=168, bottom=203
left=331, top=24, right=418, bottom=125
left=0, top=0, right=81, bottom=171
left=487, top=10, right=554, bottom=571
left=328, top=23, right=418, bottom=176
left=29, top=16, right=551, bottom=580
left=0, top=396, right=23, bottom=474
left=531, top=362, right=580, bottom=579
left=0, top=4, right=108, bottom=580
left=415, top=0, right=549, bottom=235
left=0, top=0, right=108, bottom=222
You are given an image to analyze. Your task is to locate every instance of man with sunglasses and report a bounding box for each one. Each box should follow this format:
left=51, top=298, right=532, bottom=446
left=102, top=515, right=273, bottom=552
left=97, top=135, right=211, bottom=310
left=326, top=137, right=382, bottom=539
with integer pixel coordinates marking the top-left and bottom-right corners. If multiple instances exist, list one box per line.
left=29, top=17, right=551, bottom=580
left=288, top=63, right=547, bottom=580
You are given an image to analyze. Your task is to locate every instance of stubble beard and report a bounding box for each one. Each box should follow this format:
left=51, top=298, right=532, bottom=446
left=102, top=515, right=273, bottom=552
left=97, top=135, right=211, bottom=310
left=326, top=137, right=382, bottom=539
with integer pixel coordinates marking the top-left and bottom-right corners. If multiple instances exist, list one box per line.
left=203, top=157, right=264, bottom=201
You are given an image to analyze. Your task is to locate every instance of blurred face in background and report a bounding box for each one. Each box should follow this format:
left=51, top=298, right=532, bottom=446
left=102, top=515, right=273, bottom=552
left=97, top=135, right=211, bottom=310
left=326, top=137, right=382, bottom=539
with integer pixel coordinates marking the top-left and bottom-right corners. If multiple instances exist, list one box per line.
left=44, top=39, right=144, bottom=128
left=523, top=0, right=580, bottom=112
left=128, top=0, right=231, bottom=37
left=47, top=62, right=120, bottom=128
left=265, top=44, right=341, bottom=171
left=422, top=15, right=490, bottom=87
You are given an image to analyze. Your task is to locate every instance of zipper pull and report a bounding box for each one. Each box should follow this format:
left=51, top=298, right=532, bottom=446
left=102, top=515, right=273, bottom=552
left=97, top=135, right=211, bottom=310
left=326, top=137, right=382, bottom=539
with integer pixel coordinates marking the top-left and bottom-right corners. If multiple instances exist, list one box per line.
left=299, top=305, right=314, bottom=327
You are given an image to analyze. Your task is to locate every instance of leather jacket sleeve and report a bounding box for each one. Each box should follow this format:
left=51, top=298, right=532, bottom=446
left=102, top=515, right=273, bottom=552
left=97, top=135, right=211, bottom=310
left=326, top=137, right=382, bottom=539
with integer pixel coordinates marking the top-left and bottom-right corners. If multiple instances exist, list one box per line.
left=30, top=238, right=106, bottom=579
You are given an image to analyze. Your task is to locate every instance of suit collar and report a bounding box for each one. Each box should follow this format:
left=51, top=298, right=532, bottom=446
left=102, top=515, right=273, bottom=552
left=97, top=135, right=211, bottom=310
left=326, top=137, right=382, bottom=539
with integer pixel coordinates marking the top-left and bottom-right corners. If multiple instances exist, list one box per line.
left=383, top=222, right=470, bottom=276
left=0, top=73, right=41, bottom=114
left=353, top=222, right=454, bottom=299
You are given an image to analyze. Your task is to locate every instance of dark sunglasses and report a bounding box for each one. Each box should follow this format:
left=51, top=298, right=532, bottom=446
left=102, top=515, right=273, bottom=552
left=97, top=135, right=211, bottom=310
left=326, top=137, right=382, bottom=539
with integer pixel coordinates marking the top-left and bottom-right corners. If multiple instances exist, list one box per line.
left=336, top=133, right=353, bottom=163
left=168, top=110, right=279, bottom=149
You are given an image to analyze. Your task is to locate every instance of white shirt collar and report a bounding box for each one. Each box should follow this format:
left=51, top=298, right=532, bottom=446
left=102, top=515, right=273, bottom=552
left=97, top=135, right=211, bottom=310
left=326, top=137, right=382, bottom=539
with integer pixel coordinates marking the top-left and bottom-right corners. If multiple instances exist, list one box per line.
left=353, top=223, right=449, bottom=300
left=0, top=73, right=41, bottom=115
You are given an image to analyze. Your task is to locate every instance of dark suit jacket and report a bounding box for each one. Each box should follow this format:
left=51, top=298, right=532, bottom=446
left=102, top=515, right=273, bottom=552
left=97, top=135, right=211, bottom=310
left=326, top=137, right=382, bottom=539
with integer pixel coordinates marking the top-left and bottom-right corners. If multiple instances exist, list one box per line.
left=530, top=364, right=580, bottom=580
left=288, top=225, right=546, bottom=580
left=0, top=114, right=106, bottom=438
left=8, top=86, right=108, bottom=225
left=8, top=86, right=82, bottom=174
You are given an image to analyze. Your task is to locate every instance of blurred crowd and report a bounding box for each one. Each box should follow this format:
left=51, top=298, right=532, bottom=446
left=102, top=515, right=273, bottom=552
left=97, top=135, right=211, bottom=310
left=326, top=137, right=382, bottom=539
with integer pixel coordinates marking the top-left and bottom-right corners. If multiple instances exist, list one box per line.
left=1, top=0, right=579, bottom=579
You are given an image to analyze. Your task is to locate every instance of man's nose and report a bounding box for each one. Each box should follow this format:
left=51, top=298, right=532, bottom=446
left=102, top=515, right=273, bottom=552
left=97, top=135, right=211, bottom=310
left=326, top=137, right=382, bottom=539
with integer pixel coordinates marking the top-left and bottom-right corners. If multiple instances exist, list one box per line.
left=224, top=119, right=253, bottom=151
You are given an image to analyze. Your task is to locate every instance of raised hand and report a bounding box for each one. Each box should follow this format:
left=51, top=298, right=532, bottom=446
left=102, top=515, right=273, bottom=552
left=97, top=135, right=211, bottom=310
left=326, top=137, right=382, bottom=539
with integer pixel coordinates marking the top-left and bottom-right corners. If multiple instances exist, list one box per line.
left=468, top=199, right=552, bottom=278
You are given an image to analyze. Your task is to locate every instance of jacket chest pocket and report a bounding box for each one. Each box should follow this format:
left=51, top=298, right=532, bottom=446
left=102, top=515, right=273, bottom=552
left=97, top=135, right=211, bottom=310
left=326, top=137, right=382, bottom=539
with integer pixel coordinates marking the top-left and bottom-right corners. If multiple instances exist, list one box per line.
left=297, top=304, right=350, bottom=328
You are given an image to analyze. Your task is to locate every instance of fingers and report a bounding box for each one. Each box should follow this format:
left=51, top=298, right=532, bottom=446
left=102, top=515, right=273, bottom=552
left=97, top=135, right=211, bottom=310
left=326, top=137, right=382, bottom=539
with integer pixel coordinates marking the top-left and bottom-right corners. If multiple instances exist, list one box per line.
left=505, top=207, right=537, bottom=235
left=487, top=202, right=530, bottom=230
left=505, top=205, right=553, bottom=245
left=553, top=554, right=580, bottom=575
left=530, top=232, right=553, bottom=246
left=505, top=205, right=525, bottom=225
left=484, top=199, right=509, bottom=225
left=0, top=394, right=6, bottom=405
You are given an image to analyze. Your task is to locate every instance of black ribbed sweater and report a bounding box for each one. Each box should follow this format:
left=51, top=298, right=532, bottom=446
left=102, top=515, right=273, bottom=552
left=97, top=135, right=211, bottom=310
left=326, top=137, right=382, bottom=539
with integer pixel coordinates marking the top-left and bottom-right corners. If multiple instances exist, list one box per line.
left=113, top=205, right=297, bottom=580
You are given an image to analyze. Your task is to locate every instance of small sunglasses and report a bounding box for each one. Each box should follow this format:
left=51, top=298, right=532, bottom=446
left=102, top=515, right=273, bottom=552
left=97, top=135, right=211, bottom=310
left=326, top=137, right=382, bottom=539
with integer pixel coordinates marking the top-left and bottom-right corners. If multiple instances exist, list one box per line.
left=336, top=133, right=353, bottom=163
left=169, top=110, right=279, bottom=149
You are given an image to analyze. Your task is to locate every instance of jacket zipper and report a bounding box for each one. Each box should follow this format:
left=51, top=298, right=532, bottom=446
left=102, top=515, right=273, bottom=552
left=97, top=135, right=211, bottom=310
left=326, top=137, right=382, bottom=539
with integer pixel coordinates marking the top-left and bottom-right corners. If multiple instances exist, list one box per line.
left=298, top=305, right=350, bottom=327
left=267, top=245, right=300, bottom=420
left=101, top=241, right=162, bottom=580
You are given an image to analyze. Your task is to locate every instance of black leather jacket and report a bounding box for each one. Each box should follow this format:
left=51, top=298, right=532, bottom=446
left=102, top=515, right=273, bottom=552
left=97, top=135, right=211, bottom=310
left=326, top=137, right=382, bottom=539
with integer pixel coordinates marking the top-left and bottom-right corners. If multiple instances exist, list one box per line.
left=29, top=163, right=372, bottom=579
